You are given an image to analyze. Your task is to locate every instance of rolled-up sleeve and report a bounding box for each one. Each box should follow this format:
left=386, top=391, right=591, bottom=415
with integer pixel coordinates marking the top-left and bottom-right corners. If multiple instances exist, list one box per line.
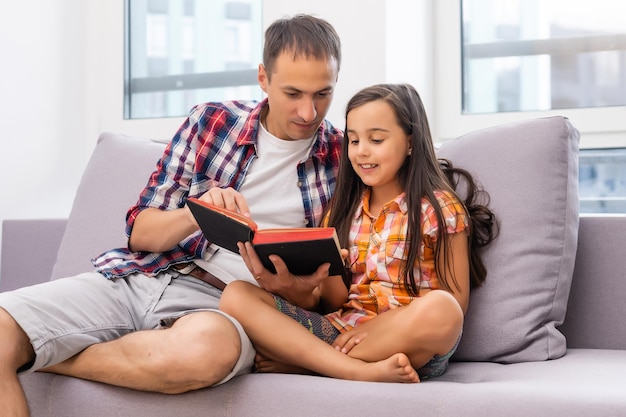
left=125, top=107, right=203, bottom=238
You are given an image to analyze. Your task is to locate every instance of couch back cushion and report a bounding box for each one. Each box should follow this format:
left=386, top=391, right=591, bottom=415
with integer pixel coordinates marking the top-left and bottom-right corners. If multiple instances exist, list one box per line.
left=50, top=133, right=167, bottom=280
left=437, top=116, right=580, bottom=363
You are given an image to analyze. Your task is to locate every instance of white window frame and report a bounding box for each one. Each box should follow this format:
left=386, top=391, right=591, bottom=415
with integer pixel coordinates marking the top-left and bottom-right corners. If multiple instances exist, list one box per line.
left=84, top=2, right=184, bottom=142
left=123, top=0, right=261, bottom=120
left=433, top=0, right=626, bottom=149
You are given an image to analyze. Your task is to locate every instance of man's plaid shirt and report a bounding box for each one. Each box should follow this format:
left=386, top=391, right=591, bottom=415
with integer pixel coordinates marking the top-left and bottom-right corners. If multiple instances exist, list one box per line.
left=93, top=99, right=343, bottom=279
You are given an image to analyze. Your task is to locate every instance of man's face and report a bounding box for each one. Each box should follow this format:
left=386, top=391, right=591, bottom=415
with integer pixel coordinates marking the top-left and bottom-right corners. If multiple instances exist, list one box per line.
left=258, top=52, right=339, bottom=141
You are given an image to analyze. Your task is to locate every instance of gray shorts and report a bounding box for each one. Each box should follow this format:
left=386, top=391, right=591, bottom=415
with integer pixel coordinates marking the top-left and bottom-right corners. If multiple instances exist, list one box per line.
left=0, top=271, right=255, bottom=385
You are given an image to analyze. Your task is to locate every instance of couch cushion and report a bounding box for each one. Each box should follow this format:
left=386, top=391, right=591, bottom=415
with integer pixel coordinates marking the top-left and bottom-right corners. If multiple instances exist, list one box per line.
left=561, top=214, right=626, bottom=350
left=437, top=116, right=580, bottom=363
left=19, top=349, right=626, bottom=417
left=50, top=133, right=167, bottom=280
left=1, top=219, right=67, bottom=290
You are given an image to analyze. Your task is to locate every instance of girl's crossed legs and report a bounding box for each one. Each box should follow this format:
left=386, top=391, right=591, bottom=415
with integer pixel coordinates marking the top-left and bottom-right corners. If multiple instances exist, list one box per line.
left=220, top=281, right=463, bottom=383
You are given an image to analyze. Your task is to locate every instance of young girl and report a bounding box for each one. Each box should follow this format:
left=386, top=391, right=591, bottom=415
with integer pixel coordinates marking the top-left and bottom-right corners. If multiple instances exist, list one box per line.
left=220, top=83, right=497, bottom=383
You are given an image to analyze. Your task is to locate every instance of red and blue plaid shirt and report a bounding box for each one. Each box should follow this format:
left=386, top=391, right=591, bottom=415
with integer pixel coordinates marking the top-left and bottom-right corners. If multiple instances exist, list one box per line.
left=93, top=99, right=343, bottom=279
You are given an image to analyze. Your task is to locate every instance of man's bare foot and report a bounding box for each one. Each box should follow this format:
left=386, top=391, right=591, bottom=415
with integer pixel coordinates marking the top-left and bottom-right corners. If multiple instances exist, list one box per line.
left=358, top=353, right=420, bottom=383
left=254, top=353, right=313, bottom=375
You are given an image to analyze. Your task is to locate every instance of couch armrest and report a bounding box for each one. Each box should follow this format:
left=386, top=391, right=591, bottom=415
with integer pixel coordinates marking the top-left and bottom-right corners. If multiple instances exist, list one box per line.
left=561, top=214, right=626, bottom=350
left=0, top=219, right=67, bottom=292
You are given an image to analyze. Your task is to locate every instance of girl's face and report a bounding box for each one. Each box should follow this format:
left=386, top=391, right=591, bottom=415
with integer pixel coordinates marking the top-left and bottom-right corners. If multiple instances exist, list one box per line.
left=346, top=99, right=411, bottom=204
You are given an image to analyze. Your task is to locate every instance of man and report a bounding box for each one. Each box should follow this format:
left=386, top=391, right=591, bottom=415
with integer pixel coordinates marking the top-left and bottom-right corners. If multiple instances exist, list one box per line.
left=0, top=14, right=342, bottom=416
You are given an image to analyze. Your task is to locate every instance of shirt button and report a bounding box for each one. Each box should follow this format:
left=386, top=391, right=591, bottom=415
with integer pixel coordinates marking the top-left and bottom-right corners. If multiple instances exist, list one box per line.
left=297, top=181, right=302, bottom=187
left=303, top=219, right=309, bottom=225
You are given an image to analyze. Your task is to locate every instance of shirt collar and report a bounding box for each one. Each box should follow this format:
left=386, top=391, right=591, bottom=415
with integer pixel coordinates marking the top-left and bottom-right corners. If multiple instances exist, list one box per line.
left=236, top=98, right=332, bottom=162
left=236, top=98, right=267, bottom=146
left=357, top=188, right=408, bottom=219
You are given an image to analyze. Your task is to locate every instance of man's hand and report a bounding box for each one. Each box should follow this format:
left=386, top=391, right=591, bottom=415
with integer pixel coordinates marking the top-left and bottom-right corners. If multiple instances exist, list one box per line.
left=130, top=187, right=250, bottom=253
left=197, top=187, right=250, bottom=217
left=237, top=241, right=330, bottom=310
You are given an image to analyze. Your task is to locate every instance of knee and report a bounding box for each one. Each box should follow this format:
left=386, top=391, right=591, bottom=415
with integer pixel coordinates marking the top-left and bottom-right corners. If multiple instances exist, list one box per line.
left=220, top=280, right=256, bottom=315
left=156, top=312, right=242, bottom=393
left=410, top=291, right=464, bottom=349
left=0, top=308, right=35, bottom=371
left=430, top=291, right=464, bottom=333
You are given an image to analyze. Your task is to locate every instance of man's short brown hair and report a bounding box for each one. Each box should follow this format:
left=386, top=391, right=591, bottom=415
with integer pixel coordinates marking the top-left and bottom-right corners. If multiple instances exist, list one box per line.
left=263, top=14, right=341, bottom=79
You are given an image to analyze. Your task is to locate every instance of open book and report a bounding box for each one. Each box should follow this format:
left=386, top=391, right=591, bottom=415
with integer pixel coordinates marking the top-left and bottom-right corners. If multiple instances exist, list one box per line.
left=186, top=197, right=347, bottom=279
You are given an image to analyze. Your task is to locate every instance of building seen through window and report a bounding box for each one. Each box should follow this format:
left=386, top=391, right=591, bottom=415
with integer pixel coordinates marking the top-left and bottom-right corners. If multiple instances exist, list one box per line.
left=125, top=0, right=263, bottom=119
left=580, top=149, right=626, bottom=213
left=461, top=0, right=626, bottom=114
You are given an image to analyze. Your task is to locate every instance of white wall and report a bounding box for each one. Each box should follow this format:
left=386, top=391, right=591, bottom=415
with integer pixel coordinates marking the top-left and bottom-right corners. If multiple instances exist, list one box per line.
left=0, top=1, right=89, bottom=227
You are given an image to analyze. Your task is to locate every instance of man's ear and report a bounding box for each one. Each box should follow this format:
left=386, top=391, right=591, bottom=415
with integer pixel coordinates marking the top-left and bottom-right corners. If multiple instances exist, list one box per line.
left=258, top=63, right=268, bottom=93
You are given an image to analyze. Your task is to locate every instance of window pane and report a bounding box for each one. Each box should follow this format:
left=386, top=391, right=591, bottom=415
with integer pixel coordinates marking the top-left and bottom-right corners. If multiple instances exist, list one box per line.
left=461, top=0, right=626, bottom=114
left=579, top=148, right=626, bottom=213
left=126, top=0, right=263, bottom=119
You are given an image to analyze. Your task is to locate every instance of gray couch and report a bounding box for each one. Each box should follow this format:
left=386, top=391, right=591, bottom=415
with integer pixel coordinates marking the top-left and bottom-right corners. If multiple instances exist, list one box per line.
left=2, top=116, right=626, bottom=417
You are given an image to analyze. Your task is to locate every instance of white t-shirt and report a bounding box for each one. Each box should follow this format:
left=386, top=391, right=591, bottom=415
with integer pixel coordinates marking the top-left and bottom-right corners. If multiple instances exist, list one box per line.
left=194, top=123, right=315, bottom=285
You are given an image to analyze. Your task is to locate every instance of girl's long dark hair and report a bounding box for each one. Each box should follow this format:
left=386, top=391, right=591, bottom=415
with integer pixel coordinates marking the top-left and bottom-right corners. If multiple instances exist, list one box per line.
left=325, top=84, right=497, bottom=295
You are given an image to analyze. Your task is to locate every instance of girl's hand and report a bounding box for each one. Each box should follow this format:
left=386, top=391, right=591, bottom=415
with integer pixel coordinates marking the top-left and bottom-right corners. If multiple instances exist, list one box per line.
left=332, top=328, right=368, bottom=354
left=238, top=241, right=330, bottom=310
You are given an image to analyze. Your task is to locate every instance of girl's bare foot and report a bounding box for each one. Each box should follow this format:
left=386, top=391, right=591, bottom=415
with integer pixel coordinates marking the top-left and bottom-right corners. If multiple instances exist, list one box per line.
left=255, top=352, right=419, bottom=383
left=358, top=353, right=420, bottom=383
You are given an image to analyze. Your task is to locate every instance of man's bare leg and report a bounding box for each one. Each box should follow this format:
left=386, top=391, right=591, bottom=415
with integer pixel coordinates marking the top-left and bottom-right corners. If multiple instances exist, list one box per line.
left=0, top=308, right=35, bottom=417
left=41, top=311, right=242, bottom=394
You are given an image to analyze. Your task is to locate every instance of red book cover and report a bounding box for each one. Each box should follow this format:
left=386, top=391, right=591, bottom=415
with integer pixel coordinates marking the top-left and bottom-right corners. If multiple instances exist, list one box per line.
left=186, top=198, right=347, bottom=279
